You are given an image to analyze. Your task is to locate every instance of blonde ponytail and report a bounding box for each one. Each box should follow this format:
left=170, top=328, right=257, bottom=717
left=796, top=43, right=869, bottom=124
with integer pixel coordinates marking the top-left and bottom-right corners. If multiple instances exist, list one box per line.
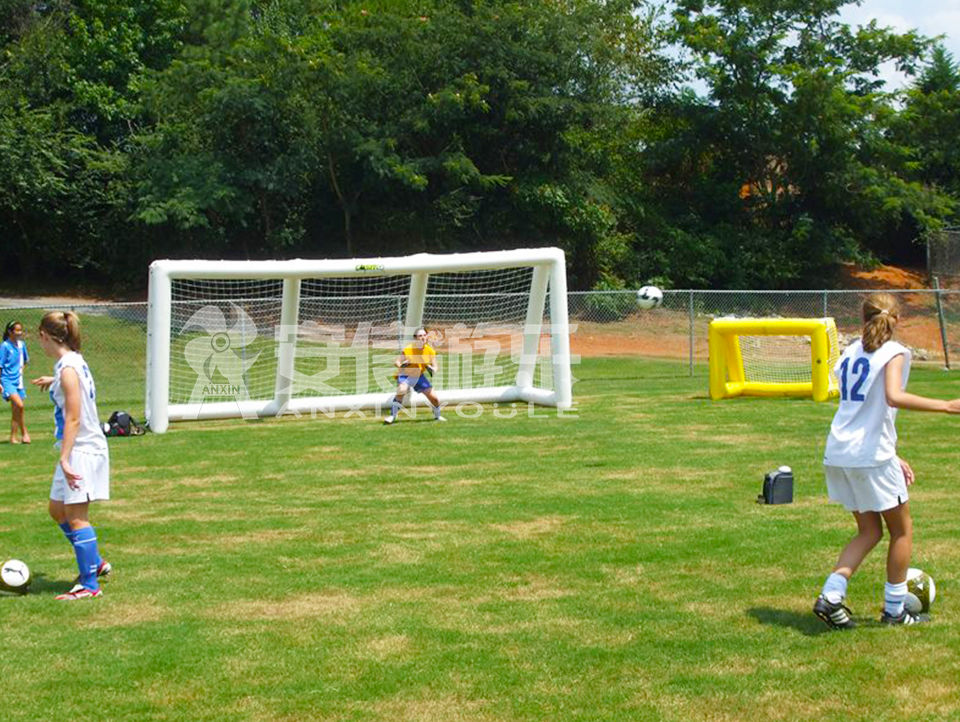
left=861, top=293, right=899, bottom=353
left=39, top=311, right=82, bottom=351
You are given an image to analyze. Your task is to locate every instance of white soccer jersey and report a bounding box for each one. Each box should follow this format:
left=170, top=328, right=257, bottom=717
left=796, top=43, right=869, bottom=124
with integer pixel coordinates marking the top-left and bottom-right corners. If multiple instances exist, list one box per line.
left=50, top=351, right=108, bottom=455
left=16, top=340, right=27, bottom=387
left=823, top=339, right=910, bottom=467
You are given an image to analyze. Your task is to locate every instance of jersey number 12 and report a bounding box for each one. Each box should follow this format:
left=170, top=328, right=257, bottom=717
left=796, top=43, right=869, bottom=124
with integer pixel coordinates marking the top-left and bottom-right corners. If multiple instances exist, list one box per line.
left=839, top=357, right=869, bottom=402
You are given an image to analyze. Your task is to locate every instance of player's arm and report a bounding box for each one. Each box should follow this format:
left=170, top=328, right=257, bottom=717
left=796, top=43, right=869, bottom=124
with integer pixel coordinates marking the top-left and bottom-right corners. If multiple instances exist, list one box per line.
left=58, top=367, right=84, bottom=487
left=884, top=354, right=958, bottom=412
left=31, top=375, right=55, bottom=389
left=395, top=352, right=408, bottom=369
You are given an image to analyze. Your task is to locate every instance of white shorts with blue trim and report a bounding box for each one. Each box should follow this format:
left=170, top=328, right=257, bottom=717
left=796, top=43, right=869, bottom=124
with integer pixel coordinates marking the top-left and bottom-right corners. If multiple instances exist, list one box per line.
left=824, top=457, right=907, bottom=513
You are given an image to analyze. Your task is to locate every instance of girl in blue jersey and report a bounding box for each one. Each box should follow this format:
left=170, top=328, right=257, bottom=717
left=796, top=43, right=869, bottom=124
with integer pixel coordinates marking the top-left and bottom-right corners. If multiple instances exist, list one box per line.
left=814, top=293, right=960, bottom=628
left=2, top=320, right=31, bottom=444
left=32, top=311, right=111, bottom=600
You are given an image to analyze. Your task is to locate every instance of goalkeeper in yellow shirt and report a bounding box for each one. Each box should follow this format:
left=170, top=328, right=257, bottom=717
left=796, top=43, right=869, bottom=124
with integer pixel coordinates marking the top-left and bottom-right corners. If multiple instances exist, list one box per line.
left=384, top=327, right=445, bottom=424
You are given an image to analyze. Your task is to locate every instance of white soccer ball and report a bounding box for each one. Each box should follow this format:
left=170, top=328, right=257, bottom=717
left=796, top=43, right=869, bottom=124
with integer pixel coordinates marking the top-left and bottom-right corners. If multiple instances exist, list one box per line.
left=636, top=285, right=663, bottom=310
left=0, top=559, right=31, bottom=596
left=906, top=567, right=936, bottom=613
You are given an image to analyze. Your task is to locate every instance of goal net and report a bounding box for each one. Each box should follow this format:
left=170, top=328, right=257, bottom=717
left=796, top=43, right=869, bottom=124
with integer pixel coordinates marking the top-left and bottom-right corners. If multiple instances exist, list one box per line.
left=708, top=317, right=840, bottom=401
left=146, top=248, right=572, bottom=432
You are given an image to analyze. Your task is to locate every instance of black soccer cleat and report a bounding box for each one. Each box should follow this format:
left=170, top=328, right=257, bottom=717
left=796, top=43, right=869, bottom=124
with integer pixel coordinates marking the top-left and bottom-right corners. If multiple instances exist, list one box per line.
left=814, top=595, right=856, bottom=630
left=880, top=608, right=930, bottom=626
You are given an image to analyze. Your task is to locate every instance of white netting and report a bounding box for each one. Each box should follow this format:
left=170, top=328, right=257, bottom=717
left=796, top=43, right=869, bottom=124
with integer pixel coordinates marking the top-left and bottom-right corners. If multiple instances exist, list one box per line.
left=170, top=279, right=282, bottom=405
left=423, top=267, right=543, bottom=390
left=738, top=324, right=839, bottom=387
left=166, top=266, right=552, bottom=405
left=294, top=275, right=410, bottom=398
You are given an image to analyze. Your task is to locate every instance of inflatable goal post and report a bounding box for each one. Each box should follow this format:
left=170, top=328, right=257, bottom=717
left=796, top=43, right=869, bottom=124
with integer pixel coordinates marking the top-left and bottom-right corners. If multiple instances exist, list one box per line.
left=709, top=317, right=840, bottom=402
left=146, top=248, right=572, bottom=433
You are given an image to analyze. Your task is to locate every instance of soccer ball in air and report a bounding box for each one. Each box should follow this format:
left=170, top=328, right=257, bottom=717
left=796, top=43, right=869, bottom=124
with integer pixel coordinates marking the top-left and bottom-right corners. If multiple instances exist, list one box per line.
left=0, top=559, right=31, bottom=596
left=636, top=285, right=664, bottom=310
left=904, top=568, right=936, bottom=614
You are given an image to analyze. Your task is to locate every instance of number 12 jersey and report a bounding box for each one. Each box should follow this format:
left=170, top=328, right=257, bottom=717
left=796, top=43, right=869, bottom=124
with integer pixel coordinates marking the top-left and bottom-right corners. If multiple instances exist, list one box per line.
left=823, top=339, right=911, bottom=467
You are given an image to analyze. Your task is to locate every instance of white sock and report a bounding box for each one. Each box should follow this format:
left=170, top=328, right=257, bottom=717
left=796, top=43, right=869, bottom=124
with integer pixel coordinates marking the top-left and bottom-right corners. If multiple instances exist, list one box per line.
left=390, top=399, right=402, bottom=419
left=432, top=404, right=442, bottom=419
left=822, top=572, right=848, bottom=604
left=884, top=581, right=907, bottom=616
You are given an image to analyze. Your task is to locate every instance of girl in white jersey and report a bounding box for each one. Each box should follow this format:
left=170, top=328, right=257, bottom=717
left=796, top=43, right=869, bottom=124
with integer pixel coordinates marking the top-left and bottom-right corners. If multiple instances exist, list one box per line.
left=814, top=294, right=960, bottom=629
left=32, top=311, right=111, bottom=600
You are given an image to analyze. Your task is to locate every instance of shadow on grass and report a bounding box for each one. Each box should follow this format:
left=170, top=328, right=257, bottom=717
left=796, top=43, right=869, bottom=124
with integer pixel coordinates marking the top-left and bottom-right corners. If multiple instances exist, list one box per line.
left=748, top=606, right=839, bottom=636
left=21, top=572, right=75, bottom=597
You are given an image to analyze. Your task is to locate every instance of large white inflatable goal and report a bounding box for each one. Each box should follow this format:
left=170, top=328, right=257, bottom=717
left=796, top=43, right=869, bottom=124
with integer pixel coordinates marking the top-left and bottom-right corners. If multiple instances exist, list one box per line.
left=145, top=248, right=572, bottom=432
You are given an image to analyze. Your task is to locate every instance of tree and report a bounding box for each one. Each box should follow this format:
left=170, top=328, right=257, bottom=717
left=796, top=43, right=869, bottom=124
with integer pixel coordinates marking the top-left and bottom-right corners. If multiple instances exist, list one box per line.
left=638, top=0, right=954, bottom=286
left=132, top=0, right=666, bottom=287
left=890, top=44, right=960, bottom=217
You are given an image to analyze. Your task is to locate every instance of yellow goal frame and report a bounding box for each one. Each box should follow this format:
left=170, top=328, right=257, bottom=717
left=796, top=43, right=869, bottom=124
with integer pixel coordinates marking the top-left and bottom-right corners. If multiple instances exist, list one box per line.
left=708, top=317, right=839, bottom=402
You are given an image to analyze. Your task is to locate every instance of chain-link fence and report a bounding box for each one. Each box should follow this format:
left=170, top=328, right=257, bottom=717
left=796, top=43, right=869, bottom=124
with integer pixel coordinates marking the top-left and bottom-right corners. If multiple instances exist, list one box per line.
left=927, top=226, right=960, bottom=286
left=4, top=288, right=958, bottom=411
left=571, top=289, right=960, bottom=373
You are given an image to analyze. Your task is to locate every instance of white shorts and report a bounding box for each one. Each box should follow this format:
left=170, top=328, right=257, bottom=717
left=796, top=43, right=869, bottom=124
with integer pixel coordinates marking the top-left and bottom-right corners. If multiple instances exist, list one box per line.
left=50, top=449, right=110, bottom=504
left=824, top=458, right=907, bottom=513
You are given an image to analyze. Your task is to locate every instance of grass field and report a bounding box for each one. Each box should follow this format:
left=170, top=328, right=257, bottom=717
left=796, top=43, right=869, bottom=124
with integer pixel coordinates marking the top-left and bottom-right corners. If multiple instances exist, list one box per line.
left=3, top=346, right=960, bottom=720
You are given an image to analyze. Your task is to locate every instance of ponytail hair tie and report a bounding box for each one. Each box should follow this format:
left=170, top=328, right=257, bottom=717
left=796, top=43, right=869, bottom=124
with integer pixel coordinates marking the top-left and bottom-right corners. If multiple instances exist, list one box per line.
left=878, top=309, right=889, bottom=316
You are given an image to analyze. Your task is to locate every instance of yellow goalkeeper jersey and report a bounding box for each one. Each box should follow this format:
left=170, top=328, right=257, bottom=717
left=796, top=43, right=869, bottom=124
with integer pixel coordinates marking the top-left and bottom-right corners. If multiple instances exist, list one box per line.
left=400, top=343, right=436, bottom=373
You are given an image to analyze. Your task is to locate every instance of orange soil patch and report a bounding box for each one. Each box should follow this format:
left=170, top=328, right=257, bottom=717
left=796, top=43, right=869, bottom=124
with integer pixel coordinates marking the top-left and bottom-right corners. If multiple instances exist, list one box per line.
left=837, top=262, right=928, bottom=289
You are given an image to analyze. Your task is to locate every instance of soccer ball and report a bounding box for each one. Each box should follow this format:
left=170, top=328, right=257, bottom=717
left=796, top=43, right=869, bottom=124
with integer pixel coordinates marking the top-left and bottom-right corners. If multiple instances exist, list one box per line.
left=636, top=285, right=664, bottom=310
left=0, top=559, right=31, bottom=596
left=904, top=567, right=936, bottom=614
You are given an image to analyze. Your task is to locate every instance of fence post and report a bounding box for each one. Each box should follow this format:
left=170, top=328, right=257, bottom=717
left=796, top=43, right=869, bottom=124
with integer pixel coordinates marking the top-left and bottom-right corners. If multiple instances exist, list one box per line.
left=933, top=277, right=951, bottom=370
left=689, top=290, right=695, bottom=376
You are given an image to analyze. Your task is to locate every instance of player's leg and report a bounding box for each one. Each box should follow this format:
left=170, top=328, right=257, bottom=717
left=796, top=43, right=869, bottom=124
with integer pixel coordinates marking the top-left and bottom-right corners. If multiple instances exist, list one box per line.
left=814, top=511, right=882, bottom=629
left=879, top=502, right=914, bottom=620
left=385, top=381, right=410, bottom=424
left=51, top=456, right=108, bottom=599
left=50, top=495, right=110, bottom=587
left=422, top=387, right=445, bottom=420
left=833, top=510, right=884, bottom=579
left=5, top=387, right=18, bottom=444
left=61, top=501, right=103, bottom=594
left=10, top=391, right=28, bottom=443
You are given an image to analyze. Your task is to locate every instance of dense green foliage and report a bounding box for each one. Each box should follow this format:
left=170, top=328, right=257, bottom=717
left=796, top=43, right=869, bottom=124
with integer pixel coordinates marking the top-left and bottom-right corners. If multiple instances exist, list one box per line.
left=0, top=0, right=957, bottom=290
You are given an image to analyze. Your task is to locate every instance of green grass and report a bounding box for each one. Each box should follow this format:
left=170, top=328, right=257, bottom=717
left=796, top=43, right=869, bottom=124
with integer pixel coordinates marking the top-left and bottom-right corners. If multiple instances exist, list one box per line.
left=3, top=346, right=960, bottom=720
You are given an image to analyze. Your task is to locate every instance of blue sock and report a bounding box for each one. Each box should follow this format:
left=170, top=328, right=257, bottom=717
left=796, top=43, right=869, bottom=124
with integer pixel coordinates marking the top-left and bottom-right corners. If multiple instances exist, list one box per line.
left=58, top=521, right=75, bottom=543
left=71, top=526, right=101, bottom=591
left=390, top=399, right=402, bottom=419
left=60, top=521, right=102, bottom=567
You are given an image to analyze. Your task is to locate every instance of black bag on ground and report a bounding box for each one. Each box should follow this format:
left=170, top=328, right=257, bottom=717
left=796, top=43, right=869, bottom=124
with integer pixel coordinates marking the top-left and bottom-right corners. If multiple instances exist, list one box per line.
left=102, top=411, right=145, bottom=437
left=758, top=466, right=793, bottom=504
